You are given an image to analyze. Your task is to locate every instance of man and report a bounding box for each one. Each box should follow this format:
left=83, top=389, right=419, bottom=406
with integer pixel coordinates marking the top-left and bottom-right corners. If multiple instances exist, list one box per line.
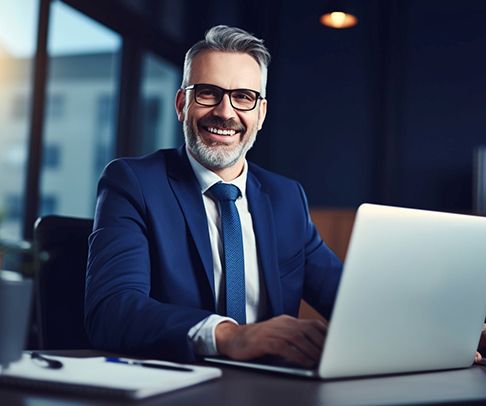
left=84, top=25, right=342, bottom=366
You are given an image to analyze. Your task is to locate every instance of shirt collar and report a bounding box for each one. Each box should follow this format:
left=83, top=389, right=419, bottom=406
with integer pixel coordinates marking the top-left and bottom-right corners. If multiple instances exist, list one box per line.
left=185, top=145, right=248, bottom=197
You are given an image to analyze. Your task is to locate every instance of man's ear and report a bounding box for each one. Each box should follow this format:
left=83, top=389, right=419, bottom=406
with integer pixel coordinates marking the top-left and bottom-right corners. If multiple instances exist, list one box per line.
left=175, top=89, right=186, bottom=122
left=257, top=98, right=267, bottom=130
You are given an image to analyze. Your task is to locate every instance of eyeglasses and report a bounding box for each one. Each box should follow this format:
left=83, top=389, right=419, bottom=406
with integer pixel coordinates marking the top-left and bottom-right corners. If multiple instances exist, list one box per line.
left=184, top=83, right=264, bottom=111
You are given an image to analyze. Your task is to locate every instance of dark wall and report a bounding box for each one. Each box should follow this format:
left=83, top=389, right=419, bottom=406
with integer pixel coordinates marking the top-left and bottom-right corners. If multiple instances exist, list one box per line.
left=244, top=0, right=486, bottom=213
left=396, top=1, right=486, bottom=212
left=83, top=0, right=486, bottom=213
left=249, top=0, right=378, bottom=209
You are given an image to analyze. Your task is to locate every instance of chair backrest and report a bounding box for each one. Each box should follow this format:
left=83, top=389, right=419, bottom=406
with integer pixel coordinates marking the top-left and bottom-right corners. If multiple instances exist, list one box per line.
left=34, top=215, right=93, bottom=349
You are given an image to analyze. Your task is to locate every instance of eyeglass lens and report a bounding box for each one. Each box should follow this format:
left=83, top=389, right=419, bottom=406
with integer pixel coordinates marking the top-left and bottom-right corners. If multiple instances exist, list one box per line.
left=194, top=85, right=258, bottom=110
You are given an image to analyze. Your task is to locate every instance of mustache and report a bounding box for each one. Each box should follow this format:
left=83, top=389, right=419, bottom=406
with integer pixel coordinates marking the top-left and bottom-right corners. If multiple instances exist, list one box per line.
left=198, top=117, right=246, bottom=132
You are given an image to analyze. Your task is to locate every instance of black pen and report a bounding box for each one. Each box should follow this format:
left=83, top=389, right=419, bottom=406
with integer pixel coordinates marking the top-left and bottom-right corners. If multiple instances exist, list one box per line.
left=105, top=357, right=193, bottom=372
left=30, top=352, right=64, bottom=369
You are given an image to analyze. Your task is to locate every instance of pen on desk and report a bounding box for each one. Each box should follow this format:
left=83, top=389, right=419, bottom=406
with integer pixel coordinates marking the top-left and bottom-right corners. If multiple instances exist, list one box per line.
left=30, top=352, right=64, bottom=369
left=105, top=357, right=193, bottom=372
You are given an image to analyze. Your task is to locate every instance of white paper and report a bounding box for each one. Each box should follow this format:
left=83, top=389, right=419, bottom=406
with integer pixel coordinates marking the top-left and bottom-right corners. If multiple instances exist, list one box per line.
left=0, top=353, right=222, bottom=399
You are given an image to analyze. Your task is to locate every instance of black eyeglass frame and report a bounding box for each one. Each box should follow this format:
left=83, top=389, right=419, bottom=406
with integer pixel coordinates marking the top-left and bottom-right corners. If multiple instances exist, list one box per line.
left=184, top=83, right=264, bottom=111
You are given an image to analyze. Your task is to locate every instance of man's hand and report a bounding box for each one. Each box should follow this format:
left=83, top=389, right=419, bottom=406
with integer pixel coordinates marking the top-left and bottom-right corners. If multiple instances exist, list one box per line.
left=215, top=315, right=327, bottom=368
left=475, top=352, right=482, bottom=363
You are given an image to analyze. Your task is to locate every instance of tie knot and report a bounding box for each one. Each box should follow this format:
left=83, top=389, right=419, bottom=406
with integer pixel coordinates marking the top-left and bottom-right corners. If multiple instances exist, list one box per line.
left=210, top=183, right=241, bottom=202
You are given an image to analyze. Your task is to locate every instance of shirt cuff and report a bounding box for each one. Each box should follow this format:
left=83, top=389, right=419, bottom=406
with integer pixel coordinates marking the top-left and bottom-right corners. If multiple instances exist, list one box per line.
left=187, top=314, right=238, bottom=355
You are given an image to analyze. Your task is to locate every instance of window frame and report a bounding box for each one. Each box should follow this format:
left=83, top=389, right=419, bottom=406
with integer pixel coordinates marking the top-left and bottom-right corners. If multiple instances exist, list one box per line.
left=22, top=0, right=185, bottom=239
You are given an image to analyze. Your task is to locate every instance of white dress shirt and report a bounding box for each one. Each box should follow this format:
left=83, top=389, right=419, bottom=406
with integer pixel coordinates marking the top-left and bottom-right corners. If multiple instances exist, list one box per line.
left=186, top=148, right=267, bottom=355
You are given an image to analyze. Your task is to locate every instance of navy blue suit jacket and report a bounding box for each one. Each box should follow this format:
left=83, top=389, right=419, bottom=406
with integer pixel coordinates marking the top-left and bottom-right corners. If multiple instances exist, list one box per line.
left=85, top=146, right=342, bottom=362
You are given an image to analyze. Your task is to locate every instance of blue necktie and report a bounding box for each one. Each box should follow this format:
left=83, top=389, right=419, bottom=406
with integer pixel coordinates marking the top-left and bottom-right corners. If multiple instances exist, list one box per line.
left=209, top=182, right=246, bottom=324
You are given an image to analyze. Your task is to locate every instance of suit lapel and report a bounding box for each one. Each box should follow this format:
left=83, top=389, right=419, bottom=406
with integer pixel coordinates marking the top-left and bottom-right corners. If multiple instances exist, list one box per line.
left=165, top=148, right=283, bottom=317
left=166, top=147, right=215, bottom=303
left=247, top=170, right=283, bottom=317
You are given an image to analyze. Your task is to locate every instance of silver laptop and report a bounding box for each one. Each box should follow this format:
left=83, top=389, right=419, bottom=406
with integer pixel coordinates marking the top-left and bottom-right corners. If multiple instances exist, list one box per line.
left=206, top=203, right=486, bottom=379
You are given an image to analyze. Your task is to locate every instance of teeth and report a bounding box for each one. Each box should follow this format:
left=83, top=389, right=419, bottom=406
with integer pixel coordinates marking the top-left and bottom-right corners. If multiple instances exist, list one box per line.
left=207, top=127, right=236, bottom=136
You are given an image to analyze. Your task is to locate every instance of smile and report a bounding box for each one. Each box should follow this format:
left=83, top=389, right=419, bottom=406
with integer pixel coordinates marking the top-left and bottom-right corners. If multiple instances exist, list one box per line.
left=206, top=127, right=237, bottom=136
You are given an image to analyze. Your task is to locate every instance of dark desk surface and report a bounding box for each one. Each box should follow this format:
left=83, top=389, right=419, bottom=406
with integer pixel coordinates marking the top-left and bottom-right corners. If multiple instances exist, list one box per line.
left=2, top=351, right=486, bottom=406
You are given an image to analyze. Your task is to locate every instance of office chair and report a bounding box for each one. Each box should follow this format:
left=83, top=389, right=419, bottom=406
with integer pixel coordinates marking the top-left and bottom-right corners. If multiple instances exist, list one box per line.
left=33, top=215, right=93, bottom=349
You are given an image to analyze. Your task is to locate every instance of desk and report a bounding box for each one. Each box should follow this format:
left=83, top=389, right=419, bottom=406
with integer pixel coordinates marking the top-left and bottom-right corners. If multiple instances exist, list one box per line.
left=1, top=351, right=486, bottom=405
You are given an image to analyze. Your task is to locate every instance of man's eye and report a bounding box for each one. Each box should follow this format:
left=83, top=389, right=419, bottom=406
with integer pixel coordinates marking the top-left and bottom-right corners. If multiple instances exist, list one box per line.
left=198, top=89, right=218, bottom=98
left=233, top=91, right=254, bottom=101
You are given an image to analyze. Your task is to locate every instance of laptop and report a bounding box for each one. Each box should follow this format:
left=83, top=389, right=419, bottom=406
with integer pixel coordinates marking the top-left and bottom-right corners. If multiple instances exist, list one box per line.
left=205, top=203, right=486, bottom=379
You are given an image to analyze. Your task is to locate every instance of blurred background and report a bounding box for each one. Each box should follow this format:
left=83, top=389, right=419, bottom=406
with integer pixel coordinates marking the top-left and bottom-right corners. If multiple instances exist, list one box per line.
left=1, top=0, right=486, bottom=243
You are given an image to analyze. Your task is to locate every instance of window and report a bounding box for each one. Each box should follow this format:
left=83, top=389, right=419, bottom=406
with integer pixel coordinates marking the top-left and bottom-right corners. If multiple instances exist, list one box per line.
left=39, top=0, right=121, bottom=218
left=46, top=93, right=65, bottom=119
left=43, top=144, right=61, bottom=169
left=40, top=194, right=58, bottom=215
left=94, top=93, right=115, bottom=178
left=11, top=94, right=29, bottom=120
left=0, top=0, right=39, bottom=240
left=138, top=52, right=181, bottom=154
left=4, top=195, right=23, bottom=220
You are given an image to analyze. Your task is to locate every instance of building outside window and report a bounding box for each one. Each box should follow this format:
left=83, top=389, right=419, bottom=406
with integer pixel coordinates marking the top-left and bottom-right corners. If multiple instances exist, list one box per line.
left=0, top=1, right=39, bottom=240
left=43, top=144, right=61, bottom=169
left=0, top=1, right=182, bottom=236
left=46, top=93, right=65, bottom=119
left=139, top=52, right=181, bottom=154
left=39, top=0, right=121, bottom=218
left=11, top=94, right=29, bottom=120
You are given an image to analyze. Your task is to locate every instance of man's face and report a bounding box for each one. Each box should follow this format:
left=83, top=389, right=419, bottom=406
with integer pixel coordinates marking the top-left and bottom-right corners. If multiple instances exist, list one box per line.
left=176, top=50, right=267, bottom=172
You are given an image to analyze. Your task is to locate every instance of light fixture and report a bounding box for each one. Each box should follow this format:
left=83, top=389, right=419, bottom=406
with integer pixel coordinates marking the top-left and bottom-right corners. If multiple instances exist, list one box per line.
left=320, top=1, right=358, bottom=29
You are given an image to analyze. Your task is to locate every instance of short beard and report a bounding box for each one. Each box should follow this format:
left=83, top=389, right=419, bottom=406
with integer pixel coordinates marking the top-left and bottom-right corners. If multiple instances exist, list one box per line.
left=183, top=119, right=258, bottom=170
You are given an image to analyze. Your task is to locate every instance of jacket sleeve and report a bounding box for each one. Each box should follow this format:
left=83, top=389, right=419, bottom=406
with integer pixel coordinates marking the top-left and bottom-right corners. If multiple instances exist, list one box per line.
left=297, top=183, right=343, bottom=320
left=84, top=159, right=212, bottom=362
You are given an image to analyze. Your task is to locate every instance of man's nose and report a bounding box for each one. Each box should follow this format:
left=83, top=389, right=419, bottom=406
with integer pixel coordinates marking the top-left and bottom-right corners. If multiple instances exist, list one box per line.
left=212, top=93, right=236, bottom=119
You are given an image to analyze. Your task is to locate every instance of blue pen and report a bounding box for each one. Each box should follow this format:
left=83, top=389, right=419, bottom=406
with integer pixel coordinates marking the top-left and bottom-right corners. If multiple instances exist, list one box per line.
left=105, top=357, right=193, bottom=372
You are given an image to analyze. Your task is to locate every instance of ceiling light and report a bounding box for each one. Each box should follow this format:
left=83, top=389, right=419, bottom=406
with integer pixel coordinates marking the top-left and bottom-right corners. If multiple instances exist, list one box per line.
left=320, top=2, right=358, bottom=29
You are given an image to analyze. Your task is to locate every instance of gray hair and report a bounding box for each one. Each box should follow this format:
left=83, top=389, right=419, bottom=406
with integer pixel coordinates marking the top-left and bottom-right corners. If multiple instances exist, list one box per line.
left=182, top=25, right=271, bottom=97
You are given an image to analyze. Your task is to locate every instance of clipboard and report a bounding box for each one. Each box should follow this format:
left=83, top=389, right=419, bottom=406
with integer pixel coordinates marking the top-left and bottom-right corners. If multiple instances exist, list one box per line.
left=0, top=353, right=222, bottom=399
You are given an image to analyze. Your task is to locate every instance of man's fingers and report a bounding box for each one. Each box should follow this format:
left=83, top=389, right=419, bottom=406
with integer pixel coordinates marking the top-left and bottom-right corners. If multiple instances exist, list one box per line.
left=299, top=319, right=327, bottom=349
left=266, top=338, right=316, bottom=368
left=269, top=316, right=327, bottom=347
left=285, top=333, right=321, bottom=361
left=217, top=316, right=329, bottom=367
left=263, top=319, right=326, bottom=367
left=281, top=319, right=326, bottom=360
left=285, top=344, right=316, bottom=368
left=475, top=351, right=482, bottom=363
left=273, top=317, right=327, bottom=360
left=307, top=318, right=328, bottom=334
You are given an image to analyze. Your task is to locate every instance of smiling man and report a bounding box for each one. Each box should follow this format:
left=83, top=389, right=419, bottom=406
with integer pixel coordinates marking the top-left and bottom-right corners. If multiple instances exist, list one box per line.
left=177, top=51, right=265, bottom=181
left=85, top=25, right=343, bottom=367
